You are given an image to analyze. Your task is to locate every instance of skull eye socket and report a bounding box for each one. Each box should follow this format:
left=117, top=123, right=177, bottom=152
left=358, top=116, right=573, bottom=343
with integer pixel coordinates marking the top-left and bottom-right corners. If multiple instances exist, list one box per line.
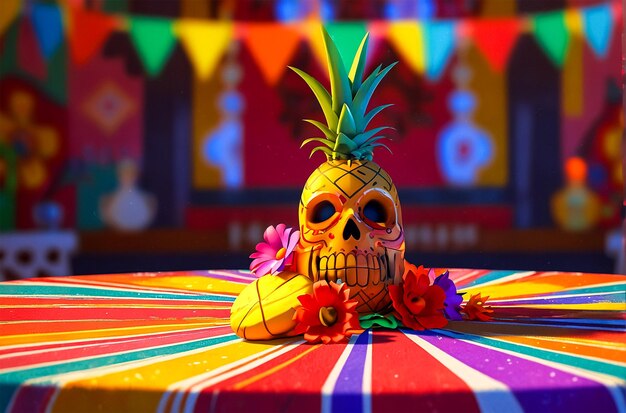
left=363, top=200, right=388, bottom=225
left=310, top=200, right=336, bottom=224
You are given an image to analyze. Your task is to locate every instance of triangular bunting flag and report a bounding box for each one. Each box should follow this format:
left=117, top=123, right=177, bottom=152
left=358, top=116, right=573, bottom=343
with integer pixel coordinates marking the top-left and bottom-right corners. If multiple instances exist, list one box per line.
left=303, top=19, right=328, bottom=74
left=424, top=20, right=456, bottom=80
left=0, top=0, right=20, bottom=37
left=564, top=8, right=583, bottom=36
left=31, top=4, right=64, bottom=59
left=324, top=22, right=368, bottom=74
left=532, top=11, right=570, bottom=67
left=69, top=8, right=118, bottom=65
left=175, top=20, right=232, bottom=80
left=582, top=4, right=614, bottom=58
left=129, top=17, right=177, bottom=77
left=471, top=18, right=520, bottom=72
left=244, top=23, right=301, bottom=84
left=18, top=17, right=47, bottom=80
left=387, top=21, right=425, bottom=74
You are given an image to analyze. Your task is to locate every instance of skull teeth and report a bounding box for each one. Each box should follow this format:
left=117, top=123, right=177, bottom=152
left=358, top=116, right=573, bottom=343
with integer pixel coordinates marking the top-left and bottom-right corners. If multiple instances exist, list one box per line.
left=316, top=252, right=387, bottom=287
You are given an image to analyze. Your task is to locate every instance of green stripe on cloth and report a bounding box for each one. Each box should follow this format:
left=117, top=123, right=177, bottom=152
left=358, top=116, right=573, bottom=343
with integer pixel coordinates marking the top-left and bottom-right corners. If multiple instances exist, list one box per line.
left=0, top=285, right=235, bottom=302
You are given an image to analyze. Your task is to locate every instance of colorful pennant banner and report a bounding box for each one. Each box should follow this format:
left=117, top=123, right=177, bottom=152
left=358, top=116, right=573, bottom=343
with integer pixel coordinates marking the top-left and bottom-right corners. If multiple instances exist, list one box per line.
left=0, top=1, right=620, bottom=81
left=470, top=18, right=521, bottom=72
left=129, top=17, right=177, bottom=77
left=31, top=3, right=64, bottom=59
left=69, top=9, right=118, bottom=65
left=532, top=11, right=571, bottom=68
left=325, top=22, right=368, bottom=74
left=424, top=20, right=456, bottom=80
left=582, top=4, right=614, bottom=57
left=387, top=21, right=425, bottom=74
left=175, top=20, right=233, bottom=80
left=243, top=23, right=301, bottom=84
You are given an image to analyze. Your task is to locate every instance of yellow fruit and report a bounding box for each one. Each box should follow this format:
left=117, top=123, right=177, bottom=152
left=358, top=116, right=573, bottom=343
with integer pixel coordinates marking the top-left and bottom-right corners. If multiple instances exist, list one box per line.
left=230, top=271, right=313, bottom=340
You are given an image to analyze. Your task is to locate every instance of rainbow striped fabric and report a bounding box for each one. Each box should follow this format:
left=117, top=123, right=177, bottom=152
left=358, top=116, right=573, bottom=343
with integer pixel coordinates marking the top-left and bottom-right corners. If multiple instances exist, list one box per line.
left=1, top=269, right=624, bottom=412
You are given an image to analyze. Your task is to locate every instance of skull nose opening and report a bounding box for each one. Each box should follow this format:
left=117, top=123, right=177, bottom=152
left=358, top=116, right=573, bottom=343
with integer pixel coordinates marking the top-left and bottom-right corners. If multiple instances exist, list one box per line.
left=343, top=218, right=361, bottom=241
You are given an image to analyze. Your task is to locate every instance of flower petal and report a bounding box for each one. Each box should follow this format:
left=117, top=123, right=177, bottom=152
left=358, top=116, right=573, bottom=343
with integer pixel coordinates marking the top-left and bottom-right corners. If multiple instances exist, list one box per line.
left=254, top=242, right=276, bottom=257
left=313, top=282, right=336, bottom=306
left=423, top=285, right=446, bottom=310
left=444, top=306, right=463, bottom=321
left=402, top=315, right=425, bottom=330
left=417, top=313, right=448, bottom=329
left=277, top=224, right=290, bottom=245
left=286, top=230, right=300, bottom=255
left=415, top=273, right=430, bottom=295
left=254, top=260, right=277, bottom=277
left=293, top=281, right=360, bottom=344
left=269, top=259, right=285, bottom=274
left=304, top=332, right=322, bottom=343
left=264, top=225, right=283, bottom=249
left=250, top=257, right=269, bottom=271
left=297, top=293, right=319, bottom=309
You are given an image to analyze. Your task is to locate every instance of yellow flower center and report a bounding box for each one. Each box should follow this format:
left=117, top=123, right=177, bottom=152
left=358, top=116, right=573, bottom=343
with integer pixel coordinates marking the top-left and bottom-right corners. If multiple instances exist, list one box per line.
left=318, top=306, right=338, bottom=327
left=275, top=247, right=287, bottom=260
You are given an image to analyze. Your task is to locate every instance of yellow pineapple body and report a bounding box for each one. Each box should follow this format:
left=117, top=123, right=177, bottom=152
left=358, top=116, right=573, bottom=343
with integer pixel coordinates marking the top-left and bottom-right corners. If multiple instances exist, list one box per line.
left=295, top=159, right=405, bottom=313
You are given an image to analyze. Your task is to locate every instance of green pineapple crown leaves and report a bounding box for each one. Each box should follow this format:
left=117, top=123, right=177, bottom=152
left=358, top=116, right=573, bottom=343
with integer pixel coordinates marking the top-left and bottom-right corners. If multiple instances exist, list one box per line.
left=289, top=28, right=397, bottom=162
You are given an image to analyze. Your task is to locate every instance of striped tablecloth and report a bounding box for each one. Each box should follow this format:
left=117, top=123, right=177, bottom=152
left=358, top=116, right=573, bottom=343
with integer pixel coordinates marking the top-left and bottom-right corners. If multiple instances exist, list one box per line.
left=1, top=269, right=624, bottom=413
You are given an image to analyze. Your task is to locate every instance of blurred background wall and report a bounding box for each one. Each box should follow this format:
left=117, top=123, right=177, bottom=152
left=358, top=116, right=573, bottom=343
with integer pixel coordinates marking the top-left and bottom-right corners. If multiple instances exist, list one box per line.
left=0, top=0, right=623, bottom=279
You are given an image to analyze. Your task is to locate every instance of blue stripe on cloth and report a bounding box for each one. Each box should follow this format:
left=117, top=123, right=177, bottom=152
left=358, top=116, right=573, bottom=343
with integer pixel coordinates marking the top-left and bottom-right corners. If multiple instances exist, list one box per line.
left=489, top=319, right=626, bottom=330
left=553, top=283, right=626, bottom=296
left=462, top=271, right=521, bottom=288
left=331, top=330, right=370, bottom=413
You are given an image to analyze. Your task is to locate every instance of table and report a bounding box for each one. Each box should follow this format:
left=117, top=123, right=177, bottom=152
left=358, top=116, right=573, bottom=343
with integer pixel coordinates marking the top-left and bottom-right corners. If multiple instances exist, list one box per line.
left=1, top=269, right=624, bottom=413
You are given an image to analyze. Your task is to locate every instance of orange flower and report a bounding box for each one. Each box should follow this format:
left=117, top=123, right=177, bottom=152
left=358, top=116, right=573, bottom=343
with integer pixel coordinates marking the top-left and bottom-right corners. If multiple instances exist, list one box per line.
left=462, top=293, right=494, bottom=321
left=389, top=263, right=448, bottom=330
left=293, top=281, right=361, bottom=344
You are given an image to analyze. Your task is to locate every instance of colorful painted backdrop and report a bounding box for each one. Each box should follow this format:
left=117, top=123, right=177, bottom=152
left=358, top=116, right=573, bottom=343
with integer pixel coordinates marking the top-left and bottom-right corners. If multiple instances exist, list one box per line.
left=0, top=0, right=622, bottom=235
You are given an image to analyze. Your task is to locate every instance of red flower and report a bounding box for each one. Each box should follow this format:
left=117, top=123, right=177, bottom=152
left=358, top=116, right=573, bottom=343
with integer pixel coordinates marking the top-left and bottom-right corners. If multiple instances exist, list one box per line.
left=293, top=281, right=361, bottom=344
left=389, top=262, right=448, bottom=330
left=462, top=293, right=494, bottom=321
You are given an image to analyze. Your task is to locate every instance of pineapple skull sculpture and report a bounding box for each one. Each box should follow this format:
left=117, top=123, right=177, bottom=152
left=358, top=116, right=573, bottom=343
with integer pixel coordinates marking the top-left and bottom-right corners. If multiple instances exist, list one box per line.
left=295, top=160, right=405, bottom=313
left=291, top=30, right=405, bottom=313
left=230, top=29, right=405, bottom=340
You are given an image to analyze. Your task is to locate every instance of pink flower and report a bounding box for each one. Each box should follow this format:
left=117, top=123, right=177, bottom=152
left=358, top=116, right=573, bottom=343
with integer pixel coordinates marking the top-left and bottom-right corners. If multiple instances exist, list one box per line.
left=249, top=224, right=300, bottom=276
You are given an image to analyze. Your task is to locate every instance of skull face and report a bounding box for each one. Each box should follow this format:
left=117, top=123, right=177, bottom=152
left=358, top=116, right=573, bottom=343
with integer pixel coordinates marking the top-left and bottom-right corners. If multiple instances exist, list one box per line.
left=294, top=160, right=405, bottom=313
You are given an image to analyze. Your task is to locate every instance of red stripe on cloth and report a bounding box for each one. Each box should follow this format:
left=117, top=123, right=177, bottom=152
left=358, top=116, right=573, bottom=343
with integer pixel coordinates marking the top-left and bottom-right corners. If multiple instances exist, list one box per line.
left=32, top=276, right=221, bottom=296
left=0, top=326, right=233, bottom=370
left=195, top=341, right=347, bottom=413
left=0, top=325, right=228, bottom=357
left=371, top=330, right=481, bottom=413
left=1, top=318, right=216, bottom=336
left=0, top=297, right=232, bottom=307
